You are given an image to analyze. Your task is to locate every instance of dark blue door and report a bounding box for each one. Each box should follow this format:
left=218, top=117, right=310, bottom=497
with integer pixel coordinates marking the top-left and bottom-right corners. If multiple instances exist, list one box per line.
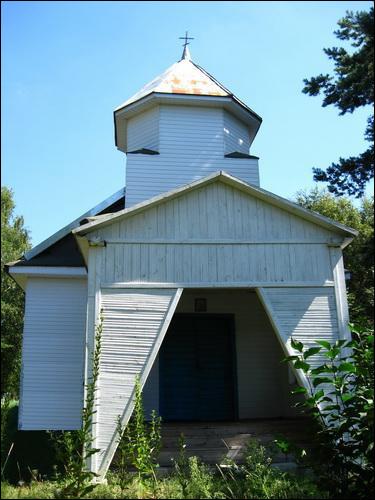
left=159, top=314, right=236, bottom=421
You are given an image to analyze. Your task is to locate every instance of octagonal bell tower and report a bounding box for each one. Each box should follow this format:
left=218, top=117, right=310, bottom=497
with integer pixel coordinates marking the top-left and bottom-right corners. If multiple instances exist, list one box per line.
left=114, top=41, right=262, bottom=208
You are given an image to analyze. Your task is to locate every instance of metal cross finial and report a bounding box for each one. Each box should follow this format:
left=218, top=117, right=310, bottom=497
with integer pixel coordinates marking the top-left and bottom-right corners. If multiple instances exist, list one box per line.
left=179, top=31, right=194, bottom=61
left=179, top=31, right=194, bottom=49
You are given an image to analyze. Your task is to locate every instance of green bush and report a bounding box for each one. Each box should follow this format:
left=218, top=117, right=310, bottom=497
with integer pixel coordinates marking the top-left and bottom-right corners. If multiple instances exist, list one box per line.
left=284, top=322, right=374, bottom=498
left=217, top=439, right=326, bottom=499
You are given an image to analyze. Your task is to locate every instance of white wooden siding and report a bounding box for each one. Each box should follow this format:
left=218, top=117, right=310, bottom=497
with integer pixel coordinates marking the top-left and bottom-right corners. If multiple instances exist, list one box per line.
left=96, top=288, right=182, bottom=476
left=95, top=181, right=335, bottom=285
left=127, top=106, right=159, bottom=152
left=258, top=286, right=339, bottom=394
left=125, top=105, right=259, bottom=206
left=19, top=278, right=87, bottom=430
left=223, top=111, right=250, bottom=154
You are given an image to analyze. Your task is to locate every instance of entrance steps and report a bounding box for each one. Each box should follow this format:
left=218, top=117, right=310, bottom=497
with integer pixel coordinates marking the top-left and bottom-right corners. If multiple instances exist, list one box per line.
left=157, top=418, right=312, bottom=467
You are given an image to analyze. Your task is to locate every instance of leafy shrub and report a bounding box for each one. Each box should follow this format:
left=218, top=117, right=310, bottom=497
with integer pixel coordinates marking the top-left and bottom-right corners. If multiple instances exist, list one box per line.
left=218, top=439, right=327, bottom=499
left=284, top=323, right=374, bottom=498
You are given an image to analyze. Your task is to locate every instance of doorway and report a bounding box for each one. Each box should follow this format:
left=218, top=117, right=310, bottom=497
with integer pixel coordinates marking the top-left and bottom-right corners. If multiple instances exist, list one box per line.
left=159, top=313, right=237, bottom=421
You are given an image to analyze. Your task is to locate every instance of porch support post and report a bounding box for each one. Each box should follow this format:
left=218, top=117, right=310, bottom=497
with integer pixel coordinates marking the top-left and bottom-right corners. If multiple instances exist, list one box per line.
left=85, top=247, right=103, bottom=476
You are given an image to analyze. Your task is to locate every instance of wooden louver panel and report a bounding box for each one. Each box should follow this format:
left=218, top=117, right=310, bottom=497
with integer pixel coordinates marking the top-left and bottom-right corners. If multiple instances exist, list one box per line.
left=258, top=287, right=340, bottom=387
left=96, top=287, right=182, bottom=476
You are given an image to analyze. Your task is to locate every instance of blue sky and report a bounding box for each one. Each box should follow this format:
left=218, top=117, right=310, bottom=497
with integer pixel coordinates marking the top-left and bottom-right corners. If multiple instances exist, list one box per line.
left=2, top=0, right=373, bottom=247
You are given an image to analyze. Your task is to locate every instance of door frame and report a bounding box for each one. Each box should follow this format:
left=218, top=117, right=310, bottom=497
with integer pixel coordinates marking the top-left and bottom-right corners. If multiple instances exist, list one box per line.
left=159, top=312, right=239, bottom=421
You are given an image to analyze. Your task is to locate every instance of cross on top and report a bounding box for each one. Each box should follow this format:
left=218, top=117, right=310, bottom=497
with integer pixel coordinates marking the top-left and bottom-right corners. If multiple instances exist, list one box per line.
left=179, top=31, right=194, bottom=49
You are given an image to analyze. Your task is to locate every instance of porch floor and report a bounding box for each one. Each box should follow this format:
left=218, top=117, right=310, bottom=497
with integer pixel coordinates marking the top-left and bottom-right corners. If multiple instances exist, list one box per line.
left=157, top=417, right=313, bottom=467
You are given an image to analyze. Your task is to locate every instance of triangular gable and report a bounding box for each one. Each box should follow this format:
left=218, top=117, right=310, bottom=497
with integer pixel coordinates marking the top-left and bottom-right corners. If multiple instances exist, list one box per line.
left=74, top=171, right=357, bottom=245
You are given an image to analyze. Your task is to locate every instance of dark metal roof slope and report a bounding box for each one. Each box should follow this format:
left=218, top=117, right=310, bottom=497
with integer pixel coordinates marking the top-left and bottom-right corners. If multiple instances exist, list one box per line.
left=11, top=191, right=125, bottom=268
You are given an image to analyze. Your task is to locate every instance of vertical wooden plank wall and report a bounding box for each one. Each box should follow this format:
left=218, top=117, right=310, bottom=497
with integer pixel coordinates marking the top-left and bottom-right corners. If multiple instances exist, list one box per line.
left=97, top=181, right=337, bottom=286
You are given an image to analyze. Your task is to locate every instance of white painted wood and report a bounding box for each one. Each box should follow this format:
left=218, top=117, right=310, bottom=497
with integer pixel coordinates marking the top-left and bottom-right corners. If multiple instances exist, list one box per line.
left=127, top=106, right=159, bottom=152
left=102, top=281, right=335, bottom=289
left=76, top=171, right=356, bottom=239
left=9, top=267, right=88, bottom=292
left=99, top=244, right=334, bottom=284
left=125, top=106, right=260, bottom=207
left=84, top=247, right=103, bottom=473
left=223, top=111, right=251, bottom=154
left=85, top=181, right=343, bottom=286
left=258, top=287, right=340, bottom=390
left=329, top=247, right=352, bottom=359
left=100, top=239, right=340, bottom=245
left=95, top=288, right=182, bottom=478
left=9, top=266, right=87, bottom=277
left=19, top=278, right=87, bottom=430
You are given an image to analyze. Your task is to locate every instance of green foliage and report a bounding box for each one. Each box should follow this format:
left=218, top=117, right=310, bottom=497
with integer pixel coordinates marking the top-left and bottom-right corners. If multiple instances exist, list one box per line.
left=302, top=7, right=374, bottom=197
left=116, top=377, right=162, bottom=483
left=1, top=394, right=14, bottom=479
left=114, top=416, right=131, bottom=494
left=0, top=401, right=59, bottom=485
left=1, top=186, right=31, bottom=397
left=172, top=433, right=190, bottom=497
left=217, top=439, right=326, bottom=500
left=49, top=312, right=103, bottom=498
left=285, top=324, right=374, bottom=498
left=0, top=440, right=328, bottom=499
left=295, top=188, right=374, bottom=325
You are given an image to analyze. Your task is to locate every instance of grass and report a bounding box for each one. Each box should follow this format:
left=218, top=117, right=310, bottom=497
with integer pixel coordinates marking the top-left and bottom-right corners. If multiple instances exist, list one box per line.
left=1, top=471, right=327, bottom=499
left=1, top=402, right=57, bottom=484
left=1, top=402, right=328, bottom=499
left=1, top=440, right=328, bottom=499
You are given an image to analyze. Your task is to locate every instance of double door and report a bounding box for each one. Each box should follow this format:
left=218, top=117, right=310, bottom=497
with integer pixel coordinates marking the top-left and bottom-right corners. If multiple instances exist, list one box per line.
left=159, top=314, right=237, bottom=421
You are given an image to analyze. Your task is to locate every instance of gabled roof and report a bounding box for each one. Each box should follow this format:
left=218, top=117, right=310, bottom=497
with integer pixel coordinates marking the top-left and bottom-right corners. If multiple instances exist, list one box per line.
left=23, top=187, right=125, bottom=262
left=74, top=171, right=357, bottom=245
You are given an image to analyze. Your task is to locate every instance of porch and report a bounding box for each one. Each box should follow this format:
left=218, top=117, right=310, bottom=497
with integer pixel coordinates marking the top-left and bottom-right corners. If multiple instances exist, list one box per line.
left=98, top=286, right=334, bottom=477
left=112, top=418, right=313, bottom=471
left=142, top=289, right=301, bottom=423
left=158, top=418, right=312, bottom=466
